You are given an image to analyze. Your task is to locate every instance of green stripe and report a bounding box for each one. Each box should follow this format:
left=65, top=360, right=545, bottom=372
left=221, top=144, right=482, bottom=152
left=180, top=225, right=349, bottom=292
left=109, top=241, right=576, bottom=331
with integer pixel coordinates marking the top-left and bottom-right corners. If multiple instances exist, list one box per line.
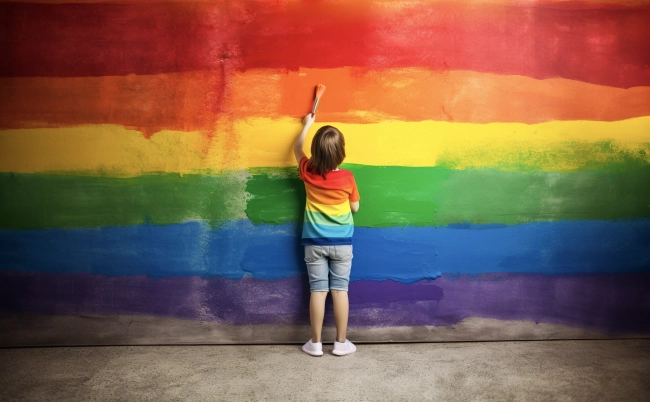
left=246, top=164, right=650, bottom=227
left=0, top=173, right=248, bottom=230
left=2, top=164, right=649, bottom=230
left=305, top=210, right=354, bottom=226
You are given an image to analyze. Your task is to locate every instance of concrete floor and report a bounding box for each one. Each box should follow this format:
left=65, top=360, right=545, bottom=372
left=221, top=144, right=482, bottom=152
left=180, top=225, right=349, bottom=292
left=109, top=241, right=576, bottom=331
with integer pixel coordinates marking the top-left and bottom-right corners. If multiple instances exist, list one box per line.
left=1, top=340, right=649, bottom=401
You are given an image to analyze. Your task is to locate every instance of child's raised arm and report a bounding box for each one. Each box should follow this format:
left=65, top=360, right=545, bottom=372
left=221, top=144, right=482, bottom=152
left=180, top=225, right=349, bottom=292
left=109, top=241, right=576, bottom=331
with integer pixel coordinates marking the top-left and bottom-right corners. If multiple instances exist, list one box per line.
left=294, top=113, right=315, bottom=164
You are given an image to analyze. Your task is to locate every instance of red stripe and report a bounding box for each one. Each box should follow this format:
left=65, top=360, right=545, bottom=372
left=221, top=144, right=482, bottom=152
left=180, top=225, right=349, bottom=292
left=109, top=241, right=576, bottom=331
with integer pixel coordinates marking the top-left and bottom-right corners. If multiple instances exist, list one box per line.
left=0, top=2, right=238, bottom=77
left=1, top=2, right=649, bottom=88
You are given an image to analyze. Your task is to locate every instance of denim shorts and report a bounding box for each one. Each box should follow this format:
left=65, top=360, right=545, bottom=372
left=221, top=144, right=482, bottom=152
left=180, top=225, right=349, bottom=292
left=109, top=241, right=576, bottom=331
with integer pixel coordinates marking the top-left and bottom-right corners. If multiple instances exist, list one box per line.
left=304, top=245, right=353, bottom=292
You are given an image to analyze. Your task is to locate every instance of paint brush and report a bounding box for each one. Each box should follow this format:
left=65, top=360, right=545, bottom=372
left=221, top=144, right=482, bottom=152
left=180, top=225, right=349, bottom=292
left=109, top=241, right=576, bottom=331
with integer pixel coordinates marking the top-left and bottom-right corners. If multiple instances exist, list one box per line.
left=311, top=84, right=326, bottom=116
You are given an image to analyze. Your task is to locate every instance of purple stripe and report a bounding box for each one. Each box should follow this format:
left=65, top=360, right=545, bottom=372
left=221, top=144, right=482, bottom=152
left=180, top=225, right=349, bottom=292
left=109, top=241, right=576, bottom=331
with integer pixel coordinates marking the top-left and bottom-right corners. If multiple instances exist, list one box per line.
left=1, top=272, right=648, bottom=334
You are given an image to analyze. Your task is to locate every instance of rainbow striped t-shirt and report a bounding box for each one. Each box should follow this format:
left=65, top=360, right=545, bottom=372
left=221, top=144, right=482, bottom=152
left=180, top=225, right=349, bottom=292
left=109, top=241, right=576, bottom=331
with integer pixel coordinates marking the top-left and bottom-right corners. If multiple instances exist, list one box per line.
left=299, top=157, right=360, bottom=245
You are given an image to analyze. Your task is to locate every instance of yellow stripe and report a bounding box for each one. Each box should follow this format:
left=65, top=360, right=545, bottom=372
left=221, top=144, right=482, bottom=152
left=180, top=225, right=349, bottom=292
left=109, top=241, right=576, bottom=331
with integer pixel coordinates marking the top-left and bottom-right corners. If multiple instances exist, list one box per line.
left=0, top=125, right=207, bottom=177
left=1, top=117, right=649, bottom=176
left=249, top=117, right=650, bottom=170
left=306, top=200, right=351, bottom=217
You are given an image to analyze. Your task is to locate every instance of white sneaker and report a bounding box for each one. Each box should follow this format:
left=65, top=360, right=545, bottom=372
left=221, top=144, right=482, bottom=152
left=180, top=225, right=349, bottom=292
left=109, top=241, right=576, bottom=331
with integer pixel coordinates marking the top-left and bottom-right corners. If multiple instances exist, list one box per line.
left=302, top=339, right=323, bottom=356
left=332, top=339, right=357, bottom=356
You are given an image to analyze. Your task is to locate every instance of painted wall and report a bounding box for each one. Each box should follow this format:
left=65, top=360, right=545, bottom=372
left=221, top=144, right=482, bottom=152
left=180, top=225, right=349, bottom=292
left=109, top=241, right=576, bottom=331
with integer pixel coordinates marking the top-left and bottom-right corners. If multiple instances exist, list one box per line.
left=1, top=0, right=649, bottom=346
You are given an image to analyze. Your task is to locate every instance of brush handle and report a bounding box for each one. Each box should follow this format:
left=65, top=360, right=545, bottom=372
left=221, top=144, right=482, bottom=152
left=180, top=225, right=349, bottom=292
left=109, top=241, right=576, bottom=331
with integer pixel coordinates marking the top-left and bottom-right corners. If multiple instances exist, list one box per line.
left=311, top=98, right=320, bottom=116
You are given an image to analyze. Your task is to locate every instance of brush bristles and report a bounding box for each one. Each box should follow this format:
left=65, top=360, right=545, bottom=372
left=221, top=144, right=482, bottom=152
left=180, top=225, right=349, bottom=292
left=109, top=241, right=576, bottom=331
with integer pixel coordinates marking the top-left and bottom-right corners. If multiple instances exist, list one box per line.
left=315, top=84, right=326, bottom=98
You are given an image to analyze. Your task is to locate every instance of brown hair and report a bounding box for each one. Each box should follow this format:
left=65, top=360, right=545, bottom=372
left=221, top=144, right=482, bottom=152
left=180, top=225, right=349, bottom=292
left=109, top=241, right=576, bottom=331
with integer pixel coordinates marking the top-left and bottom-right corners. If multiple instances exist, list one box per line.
left=308, top=125, right=346, bottom=177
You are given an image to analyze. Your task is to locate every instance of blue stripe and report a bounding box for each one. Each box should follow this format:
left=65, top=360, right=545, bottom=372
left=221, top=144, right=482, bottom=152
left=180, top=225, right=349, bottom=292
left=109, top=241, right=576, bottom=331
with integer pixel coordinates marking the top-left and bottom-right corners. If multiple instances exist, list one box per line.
left=0, top=219, right=649, bottom=282
left=302, top=222, right=354, bottom=239
left=301, top=237, right=352, bottom=246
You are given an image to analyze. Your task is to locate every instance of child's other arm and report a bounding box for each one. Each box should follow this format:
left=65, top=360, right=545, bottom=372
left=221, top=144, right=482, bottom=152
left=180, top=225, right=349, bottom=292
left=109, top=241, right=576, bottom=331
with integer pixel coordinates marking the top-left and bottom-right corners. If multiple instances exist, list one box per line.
left=294, top=113, right=315, bottom=163
left=350, top=201, right=359, bottom=213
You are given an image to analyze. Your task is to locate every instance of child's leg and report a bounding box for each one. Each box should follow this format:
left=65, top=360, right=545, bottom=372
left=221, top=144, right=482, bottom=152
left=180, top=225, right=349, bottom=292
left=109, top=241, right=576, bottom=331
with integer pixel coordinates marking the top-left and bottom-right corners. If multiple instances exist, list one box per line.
left=309, top=291, right=328, bottom=343
left=304, top=245, right=329, bottom=343
left=331, top=290, right=349, bottom=343
left=329, top=245, right=353, bottom=343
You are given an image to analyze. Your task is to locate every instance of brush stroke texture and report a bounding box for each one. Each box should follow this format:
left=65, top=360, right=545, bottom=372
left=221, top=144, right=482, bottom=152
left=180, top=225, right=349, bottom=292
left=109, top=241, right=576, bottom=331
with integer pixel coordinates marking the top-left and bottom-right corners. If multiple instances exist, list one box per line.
left=2, top=165, right=649, bottom=229
left=1, top=220, right=649, bottom=280
left=1, top=2, right=649, bottom=87
left=0, top=173, right=249, bottom=229
left=248, top=165, right=650, bottom=227
left=0, top=72, right=224, bottom=137
left=0, top=2, right=238, bottom=78
left=1, top=272, right=649, bottom=334
left=226, top=68, right=650, bottom=124
left=240, top=1, right=650, bottom=88
left=1, top=118, right=648, bottom=174
left=3, top=70, right=650, bottom=131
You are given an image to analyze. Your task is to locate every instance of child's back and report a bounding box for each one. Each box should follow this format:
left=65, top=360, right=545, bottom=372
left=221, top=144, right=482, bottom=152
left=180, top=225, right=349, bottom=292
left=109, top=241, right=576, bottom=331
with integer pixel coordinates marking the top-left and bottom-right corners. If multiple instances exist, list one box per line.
left=299, top=153, right=359, bottom=245
left=293, top=114, right=360, bottom=357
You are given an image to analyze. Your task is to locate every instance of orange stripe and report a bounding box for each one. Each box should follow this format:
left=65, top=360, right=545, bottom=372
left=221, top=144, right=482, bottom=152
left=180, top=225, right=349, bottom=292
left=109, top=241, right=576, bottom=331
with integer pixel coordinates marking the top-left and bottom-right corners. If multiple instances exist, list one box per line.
left=228, top=68, right=650, bottom=124
left=2, top=69, right=649, bottom=135
left=306, top=183, right=352, bottom=205
left=0, top=72, right=222, bottom=138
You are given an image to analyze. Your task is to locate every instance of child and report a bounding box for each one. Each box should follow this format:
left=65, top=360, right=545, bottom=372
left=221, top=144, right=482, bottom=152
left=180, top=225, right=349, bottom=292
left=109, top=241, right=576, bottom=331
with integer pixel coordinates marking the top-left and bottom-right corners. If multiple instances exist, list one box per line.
left=294, top=113, right=360, bottom=357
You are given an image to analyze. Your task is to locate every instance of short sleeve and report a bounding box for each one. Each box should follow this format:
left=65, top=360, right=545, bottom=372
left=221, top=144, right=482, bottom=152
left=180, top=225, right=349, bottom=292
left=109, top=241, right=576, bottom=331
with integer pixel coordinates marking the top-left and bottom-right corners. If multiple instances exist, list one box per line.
left=349, top=175, right=360, bottom=202
left=298, top=157, right=309, bottom=181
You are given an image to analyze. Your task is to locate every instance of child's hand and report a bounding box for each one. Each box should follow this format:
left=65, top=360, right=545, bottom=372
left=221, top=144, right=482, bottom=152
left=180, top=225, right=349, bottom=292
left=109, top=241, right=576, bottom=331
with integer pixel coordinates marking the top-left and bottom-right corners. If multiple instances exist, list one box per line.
left=303, top=113, right=316, bottom=127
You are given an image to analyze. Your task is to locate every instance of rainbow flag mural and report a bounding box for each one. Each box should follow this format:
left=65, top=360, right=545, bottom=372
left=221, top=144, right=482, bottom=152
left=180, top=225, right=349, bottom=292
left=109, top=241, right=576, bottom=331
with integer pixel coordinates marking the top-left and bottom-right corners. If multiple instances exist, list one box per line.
left=1, top=0, right=649, bottom=345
